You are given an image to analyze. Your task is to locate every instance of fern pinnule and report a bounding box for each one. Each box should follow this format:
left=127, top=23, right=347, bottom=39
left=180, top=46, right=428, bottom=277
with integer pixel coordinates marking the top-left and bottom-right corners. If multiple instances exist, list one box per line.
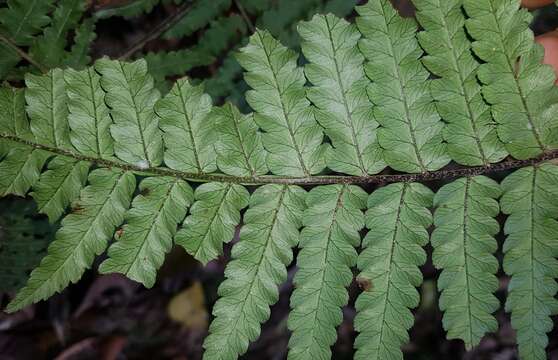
left=237, top=29, right=328, bottom=177
left=414, top=0, right=508, bottom=166
left=432, top=176, right=501, bottom=348
left=354, top=182, right=433, bottom=360
left=299, top=14, right=385, bottom=176
left=356, top=0, right=449, bottom=174
left=203, top=184, right=306, bottom=360
left=288, top=185, right=366, bottom=360
left=464, top=0, right=558, bottom=159
left=500, top=164, right=558, bottom=360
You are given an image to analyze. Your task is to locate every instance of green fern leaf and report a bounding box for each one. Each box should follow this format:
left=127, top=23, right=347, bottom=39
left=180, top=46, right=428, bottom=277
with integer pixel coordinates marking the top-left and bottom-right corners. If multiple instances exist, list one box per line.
left=432, top=176, right=501, bottom=348
left=414, top=0, right=507, bottom=166
left=354, top=182, right=433, bottom=360
left=155, top=78, right=216, bottom=173
left=65, top=67, right=114, bottom=159
left=356, top=0, right=449, bottom=173
left=0, top=87, right=49, bottom=196
left=25, top=69, right=89, bottom=222
left=214, top=103, right=268, bottom=177
left=298, top=14, right=384, bottom=176
left=63, top=18, right=97, bottom=70
left=237, top=29, right=328, bottom=176
left=30, top=0, right=85, bottom=68
left=175, top=182, right=249, bottom=264
left=203, top=184, right=306, bottom=360
left=500, top=164, right=558, bottom=360
left=464, top=0, right=558, bottom=159
left=5, top=168, right=135, bottom=313
left=288, top=185, right=367, bottom=360
left=95, top=58, right=163, bottom=167
left=30, top=157, right=89, bottom=223
left=99, top=177, right=193, bottom=287
left=0, top=146, right=49, bottom=197
left=26, top=69, right=71, bottom=149
left=0, top=0, right=54, bottom=45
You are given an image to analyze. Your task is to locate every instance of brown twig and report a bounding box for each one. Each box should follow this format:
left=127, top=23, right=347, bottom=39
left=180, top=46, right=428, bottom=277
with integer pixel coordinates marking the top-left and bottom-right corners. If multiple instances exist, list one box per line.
left=118, top=1, right=195, bottom=60
left=2, top=132, right=558, bottom=186
left=0, top=33, right=47, bottom=73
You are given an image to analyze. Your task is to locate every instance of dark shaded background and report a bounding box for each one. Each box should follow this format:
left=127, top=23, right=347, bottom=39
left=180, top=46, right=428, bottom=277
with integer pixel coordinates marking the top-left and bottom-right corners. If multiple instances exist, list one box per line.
left=1, top=1, right=558, bottom=359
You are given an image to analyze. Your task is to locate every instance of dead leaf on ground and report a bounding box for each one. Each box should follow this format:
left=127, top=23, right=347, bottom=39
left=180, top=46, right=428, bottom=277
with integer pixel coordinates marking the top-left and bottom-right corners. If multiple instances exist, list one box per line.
left=167, top=282, right=208, bottom=331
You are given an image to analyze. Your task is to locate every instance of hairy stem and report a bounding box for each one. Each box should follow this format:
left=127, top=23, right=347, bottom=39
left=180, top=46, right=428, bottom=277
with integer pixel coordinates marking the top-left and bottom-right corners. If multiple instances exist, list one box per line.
left=2, top=133, right=557, bottom=185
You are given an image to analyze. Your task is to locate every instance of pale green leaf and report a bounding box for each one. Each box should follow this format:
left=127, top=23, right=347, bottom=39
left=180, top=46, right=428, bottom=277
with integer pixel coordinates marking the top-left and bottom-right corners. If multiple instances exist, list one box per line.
left=354, top=182, right=433, bottom=360
left=464, top=0, right=558, bottom=159
left=214, top=103, right=268, bottom=177
left=432, top=176, right=501, bottom=348
left=155, top=78, right=216, bottom=173
left=356, top=0, right=449, bottom=173
left=299, top=14, right=384, bottom=175
left=175, top=182, right=249, bottom=264
left=288, top=185, right=367, bottom=360
left=65, top=66, right=114, bottom=159
left=237, top=29, right=328, bottom=176
left=6, top=169, right=135, bottom=313
left=500, top=164, right=558, bottom=360
left=414, top=0, right=507, bottom=166
left=30, top=156, right=89, bottom=222
left=26, top=68, right=71, bottom=149
left=99, top=176, right=193, bottom=287
left=203, top=184, right=306, bottom=360
left=95, top=58, right=163, bottom=167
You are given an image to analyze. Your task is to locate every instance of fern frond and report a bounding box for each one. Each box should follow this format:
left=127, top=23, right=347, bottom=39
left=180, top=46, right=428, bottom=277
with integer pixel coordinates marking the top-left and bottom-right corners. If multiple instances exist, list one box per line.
left=432, top=176, right=501, bottom=348
left=99, top=176, right=193, bottom=287
left=500, top=164, right=558, bottom=360
left=0, top=87, right=49, bottom=196
left=464, top=0, right=558, bottom=159
left=203, top=184, right=306, bottom=360
left=299, top=14, right=384, bottom=176
left=214, top=103, right=268, bottom=177
left=237, top=29, right=328, bottom=176
left=0, top=0, right=54, bottom=45
left=155, top=78, right=217, bottom=173
left=63, top=18, right=96, bottom=70
left=354, top=182, right=433, bottom=360
left=30, top=157, right=89, bottom=223
left=25, top=69, right=88, bottom=222
left=414, top=0, right=508, bottom=166
left=356, top=0, right=449, bottom=173
left=175, top=182, right=249, bottom=264
left=5, top=169, right=135, bottom=313
left=26, top=69, right=71, bottom=149
left=95, top=58, right=163, bottom=167
left=288, top=184, right=366, bottom=360
left=65, top=67, right=113, bottom=159
left=30, top=0, right=85, bottom=68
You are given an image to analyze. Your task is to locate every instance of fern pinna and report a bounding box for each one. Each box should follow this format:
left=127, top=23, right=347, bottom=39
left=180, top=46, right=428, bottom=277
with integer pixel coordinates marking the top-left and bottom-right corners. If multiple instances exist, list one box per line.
left=1, top=0, right=558, bottom=359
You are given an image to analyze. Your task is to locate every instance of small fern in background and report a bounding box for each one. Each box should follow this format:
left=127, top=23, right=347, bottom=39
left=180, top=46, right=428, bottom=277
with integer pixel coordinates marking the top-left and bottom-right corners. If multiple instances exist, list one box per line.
left=1, top=0, right=558, bottom=359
